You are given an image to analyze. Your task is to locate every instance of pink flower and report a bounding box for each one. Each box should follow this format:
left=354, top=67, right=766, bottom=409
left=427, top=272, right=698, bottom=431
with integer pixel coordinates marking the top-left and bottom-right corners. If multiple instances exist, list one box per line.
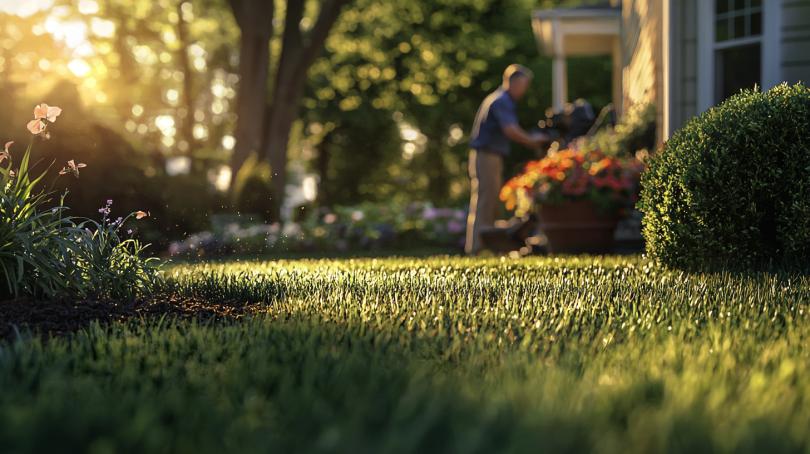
left=27, top=103, right=62, bottom=135
left=27, top=119, right=46, bottom=135
left=33, top=103, right=62, bottom=122
left=135, top=210, right=150, bottom=219
left=0, top=141, right=11, bottom=164
left=59, top=159, right=87, bottom=178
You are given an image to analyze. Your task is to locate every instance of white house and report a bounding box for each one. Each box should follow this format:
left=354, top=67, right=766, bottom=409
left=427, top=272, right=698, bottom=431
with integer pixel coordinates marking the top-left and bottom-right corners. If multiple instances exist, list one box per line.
left=532, top=0, right=810, bottom=142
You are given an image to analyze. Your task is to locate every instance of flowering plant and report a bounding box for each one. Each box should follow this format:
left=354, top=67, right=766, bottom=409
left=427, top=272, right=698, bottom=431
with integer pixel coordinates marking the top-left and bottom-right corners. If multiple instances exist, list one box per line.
left=1, top=104, right=159, bottom=300
left=500, top=148, right=644, bottom=217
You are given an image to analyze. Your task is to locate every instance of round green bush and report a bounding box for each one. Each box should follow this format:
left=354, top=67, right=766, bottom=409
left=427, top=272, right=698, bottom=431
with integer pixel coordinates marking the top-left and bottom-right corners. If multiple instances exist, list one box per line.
left=640, top=83, right=810, bottom=269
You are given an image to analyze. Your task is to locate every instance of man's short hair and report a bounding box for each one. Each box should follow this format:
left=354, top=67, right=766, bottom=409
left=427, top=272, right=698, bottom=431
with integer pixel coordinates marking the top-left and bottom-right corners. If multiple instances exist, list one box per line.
left=503, top=64, right=534, bottom=85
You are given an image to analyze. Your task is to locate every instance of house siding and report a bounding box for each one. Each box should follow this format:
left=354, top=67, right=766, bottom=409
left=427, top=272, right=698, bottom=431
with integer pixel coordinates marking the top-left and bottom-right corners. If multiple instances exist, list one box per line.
left=781, top=0, right=810, bottom=84
left=620, top=0, right=665, bottom=141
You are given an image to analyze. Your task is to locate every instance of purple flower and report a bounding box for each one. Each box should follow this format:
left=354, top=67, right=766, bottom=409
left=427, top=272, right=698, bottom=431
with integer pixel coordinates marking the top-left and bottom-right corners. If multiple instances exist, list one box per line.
left=422, top=207, right=439, bottom=221
left=447, top=219, right=465, bottom=234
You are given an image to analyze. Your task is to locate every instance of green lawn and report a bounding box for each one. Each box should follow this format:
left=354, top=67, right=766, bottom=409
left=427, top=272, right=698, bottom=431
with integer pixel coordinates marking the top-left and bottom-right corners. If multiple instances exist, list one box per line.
left=2, top=256, right=809, bottom=453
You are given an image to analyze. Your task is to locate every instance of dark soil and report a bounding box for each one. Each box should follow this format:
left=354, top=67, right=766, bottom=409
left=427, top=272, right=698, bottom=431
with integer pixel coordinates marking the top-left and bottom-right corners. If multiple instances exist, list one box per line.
left=0, top=296, right=271, bottom=342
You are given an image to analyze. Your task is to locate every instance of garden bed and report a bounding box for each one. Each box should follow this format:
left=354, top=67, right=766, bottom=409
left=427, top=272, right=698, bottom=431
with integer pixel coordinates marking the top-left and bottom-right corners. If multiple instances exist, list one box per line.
left=0, top=295, right=269, bottom=342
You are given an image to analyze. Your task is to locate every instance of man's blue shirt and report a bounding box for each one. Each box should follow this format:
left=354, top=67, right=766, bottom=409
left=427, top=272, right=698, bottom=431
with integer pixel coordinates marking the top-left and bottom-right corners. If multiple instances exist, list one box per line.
left=469, top=89, right=519, bottom=156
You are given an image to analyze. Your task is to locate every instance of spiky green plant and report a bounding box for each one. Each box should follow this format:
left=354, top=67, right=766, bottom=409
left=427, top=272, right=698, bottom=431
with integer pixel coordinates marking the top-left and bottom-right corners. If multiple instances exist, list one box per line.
left=0, top=142, right=75, bottom=299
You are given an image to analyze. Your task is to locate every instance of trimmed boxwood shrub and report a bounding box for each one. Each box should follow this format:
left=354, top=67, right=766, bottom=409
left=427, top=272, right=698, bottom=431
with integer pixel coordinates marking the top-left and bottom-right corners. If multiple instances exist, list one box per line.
left=639, top=83, right=810, bottom=270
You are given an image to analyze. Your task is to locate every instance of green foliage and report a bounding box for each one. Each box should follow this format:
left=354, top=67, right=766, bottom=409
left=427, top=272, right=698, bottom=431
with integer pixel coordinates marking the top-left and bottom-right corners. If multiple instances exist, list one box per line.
left=0, top=145, right=161, bottom=301
left=0, top=145, right=74, bottom=299
left=3, top=256, right=810, bottom=452
left=306, top=111, right=402, bottom=206
left=69, top=206, right=162, bottom=300
left=640, top=83, right=810, bottom=270
left=592, top=102, right=657, bottom=157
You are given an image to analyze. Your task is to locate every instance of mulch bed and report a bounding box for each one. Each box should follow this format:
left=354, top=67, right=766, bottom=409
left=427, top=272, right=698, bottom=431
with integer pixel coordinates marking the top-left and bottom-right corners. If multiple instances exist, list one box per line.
left=0, top=296, right=271, bottom=343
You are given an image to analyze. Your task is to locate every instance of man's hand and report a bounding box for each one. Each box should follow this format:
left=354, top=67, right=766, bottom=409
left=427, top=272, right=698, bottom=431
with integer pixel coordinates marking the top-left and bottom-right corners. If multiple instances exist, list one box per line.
left=502, top=125, right=549, bottom=150
left=529, top=131, right=551, bottom=149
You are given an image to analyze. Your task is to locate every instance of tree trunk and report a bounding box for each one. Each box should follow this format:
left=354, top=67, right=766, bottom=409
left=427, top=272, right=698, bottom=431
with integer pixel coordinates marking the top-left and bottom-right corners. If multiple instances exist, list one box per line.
left=263, top=62, right=308, bottom=216
left=261, top=0, right=349, bottom=219
left=229, top=0, right=274, bottom=175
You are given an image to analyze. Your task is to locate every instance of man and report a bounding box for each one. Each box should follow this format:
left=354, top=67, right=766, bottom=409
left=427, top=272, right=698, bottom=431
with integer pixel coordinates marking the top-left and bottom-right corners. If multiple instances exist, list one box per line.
left=465, top=64, right=547, bottom=254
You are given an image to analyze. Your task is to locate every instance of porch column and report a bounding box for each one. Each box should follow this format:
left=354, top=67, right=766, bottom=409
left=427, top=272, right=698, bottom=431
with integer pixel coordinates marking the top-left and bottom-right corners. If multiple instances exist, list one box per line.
left=552, top=54, right=567, bottom=111
left=611, top=36, right=623, bottom=116
left=551, top=19, right=567, bottom=112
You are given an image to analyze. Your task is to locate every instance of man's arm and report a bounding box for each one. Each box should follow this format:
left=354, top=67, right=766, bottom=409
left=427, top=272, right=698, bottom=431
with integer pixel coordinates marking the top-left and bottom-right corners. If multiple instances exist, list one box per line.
left=502, top=124, right=548, bottom=149
left=491, top=98, right=548, bottom=150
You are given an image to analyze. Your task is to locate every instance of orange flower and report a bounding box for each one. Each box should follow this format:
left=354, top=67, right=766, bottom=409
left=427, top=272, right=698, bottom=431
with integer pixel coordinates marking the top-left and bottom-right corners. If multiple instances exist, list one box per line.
left=558, top=158, right=575, bottom=170
left=502, top=147, right=643, bottom=214
left=59, top=159, right=87, bottom=178
left=589, top=157, right=614, bottom=176
left=135, top=210, right=150, bottom=219
left=33, top=103, right=62, bottom=122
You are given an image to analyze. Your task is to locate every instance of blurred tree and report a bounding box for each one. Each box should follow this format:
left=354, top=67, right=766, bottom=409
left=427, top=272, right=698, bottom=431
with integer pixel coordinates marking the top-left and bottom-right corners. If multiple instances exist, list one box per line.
left=226, top=0, right=273, bottom=176
left=50, top=0, right=238, bottom=160
left=0, top=10, right=65, bottom=129
left=302, top=106, right=401, bottom=207
left=226, top=0, right=350, bottom=220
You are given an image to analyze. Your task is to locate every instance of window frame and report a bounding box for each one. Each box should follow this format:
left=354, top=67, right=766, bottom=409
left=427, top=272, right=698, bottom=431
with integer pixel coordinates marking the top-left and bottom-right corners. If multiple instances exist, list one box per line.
left=714, top=0, right=764, bottom=43
left=696, top=0, right=781, bottom=112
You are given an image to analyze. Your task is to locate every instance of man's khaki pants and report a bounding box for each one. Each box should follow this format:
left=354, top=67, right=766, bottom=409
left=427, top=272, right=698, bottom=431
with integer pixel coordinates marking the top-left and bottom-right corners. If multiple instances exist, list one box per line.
left=465, top=149, right=503, bottom=254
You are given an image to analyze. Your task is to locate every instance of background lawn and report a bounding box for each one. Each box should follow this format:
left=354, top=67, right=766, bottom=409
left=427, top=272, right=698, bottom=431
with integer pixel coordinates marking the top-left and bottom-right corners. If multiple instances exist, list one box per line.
left=1, top=256, right=809, bottom=453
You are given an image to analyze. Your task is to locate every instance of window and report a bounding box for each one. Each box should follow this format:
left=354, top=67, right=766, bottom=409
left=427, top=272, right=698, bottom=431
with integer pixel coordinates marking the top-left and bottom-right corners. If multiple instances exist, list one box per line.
left=713, top=0, right=763, bottom=103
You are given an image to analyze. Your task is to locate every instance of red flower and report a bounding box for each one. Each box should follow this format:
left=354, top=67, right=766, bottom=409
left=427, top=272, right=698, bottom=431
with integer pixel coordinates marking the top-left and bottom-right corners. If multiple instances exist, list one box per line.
left=500, top=147, right=644, bottom=215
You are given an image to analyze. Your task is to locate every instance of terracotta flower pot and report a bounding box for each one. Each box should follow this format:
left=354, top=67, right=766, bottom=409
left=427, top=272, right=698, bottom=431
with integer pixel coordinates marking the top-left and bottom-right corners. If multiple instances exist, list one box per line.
left=537, top=200, right=619, bottom=254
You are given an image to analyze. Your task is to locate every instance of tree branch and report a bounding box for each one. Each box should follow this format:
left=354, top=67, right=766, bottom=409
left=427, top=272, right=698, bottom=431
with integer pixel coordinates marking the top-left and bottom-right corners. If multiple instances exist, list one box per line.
left=227, top=0, right=244, bottom=28
left=272, top=0, right=305, bottom=95
left=229, top=0, right=274, bottom=35
left=300, top=0, right=350, bottom=67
